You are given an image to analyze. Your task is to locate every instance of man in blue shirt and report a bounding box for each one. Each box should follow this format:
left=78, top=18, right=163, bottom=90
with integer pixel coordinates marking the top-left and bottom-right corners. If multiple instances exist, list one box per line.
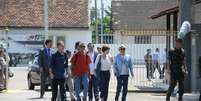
left=152, top=48, right=163, bottom=79
left=114, top=45, right=134, bottom=101
left=49, top=41, right=68, bottom=101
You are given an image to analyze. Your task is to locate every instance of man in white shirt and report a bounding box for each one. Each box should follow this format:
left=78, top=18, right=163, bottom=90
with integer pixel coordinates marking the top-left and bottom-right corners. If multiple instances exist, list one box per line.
left=87, top=43, right=99, bottom=101
left=152, top=48, right=163, bottom=79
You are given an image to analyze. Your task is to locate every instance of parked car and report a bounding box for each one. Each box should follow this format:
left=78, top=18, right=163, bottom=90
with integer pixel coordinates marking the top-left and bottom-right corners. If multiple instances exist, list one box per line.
left=27, top=55, right=70, bottom=91
left=27, top=55, right=51, bottom=90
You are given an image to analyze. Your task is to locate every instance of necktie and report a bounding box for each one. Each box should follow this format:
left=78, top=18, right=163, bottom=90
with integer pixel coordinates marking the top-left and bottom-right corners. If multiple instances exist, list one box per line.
left=47, top=48, right=51, bottom=60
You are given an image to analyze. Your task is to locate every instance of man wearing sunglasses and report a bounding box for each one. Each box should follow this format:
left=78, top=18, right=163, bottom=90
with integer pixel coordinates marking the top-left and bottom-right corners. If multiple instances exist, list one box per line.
left=114, top=45, right=134, bottom=101
left=71, top=43, right=91, bottom=101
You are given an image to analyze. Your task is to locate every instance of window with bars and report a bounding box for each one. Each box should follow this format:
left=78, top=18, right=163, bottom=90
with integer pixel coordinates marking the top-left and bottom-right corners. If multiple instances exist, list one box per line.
left=134, top=36, right=151, bottom=44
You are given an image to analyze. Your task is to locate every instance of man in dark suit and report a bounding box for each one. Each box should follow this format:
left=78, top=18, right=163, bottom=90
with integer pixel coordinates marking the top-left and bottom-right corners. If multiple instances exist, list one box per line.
left=38, top=39, right=53, bottom=98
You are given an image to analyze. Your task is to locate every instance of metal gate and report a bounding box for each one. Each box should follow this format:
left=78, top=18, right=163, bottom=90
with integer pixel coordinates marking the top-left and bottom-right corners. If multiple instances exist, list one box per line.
left=95, top=30, right=177, bottom=92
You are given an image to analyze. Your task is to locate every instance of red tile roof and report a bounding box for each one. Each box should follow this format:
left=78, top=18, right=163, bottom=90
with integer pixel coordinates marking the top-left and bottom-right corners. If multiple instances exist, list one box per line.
left=0, top=0, right=89, bottom=28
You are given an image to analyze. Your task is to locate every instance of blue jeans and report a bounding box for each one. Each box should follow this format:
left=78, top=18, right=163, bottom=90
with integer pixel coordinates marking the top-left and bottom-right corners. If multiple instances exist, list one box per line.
left=88, top=75, right=99, bottom=100
left=74, top=74, right=89, bottom=101
left=115, top=75, right=129, bottom=101
left=100, top=71, right=110, bottom=101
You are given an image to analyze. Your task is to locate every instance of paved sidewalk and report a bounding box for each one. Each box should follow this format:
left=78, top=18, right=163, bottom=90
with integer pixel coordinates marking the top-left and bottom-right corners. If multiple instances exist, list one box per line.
left=0, top=67, right=199, bottom=101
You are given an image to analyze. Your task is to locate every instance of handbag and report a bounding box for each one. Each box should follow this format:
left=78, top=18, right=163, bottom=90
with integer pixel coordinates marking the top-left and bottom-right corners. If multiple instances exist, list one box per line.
left=95, top=55, right=102, bottom=77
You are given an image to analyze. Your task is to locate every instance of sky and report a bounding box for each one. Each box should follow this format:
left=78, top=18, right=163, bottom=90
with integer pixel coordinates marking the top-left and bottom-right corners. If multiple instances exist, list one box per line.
left=90, top=0, right=111, bottom=9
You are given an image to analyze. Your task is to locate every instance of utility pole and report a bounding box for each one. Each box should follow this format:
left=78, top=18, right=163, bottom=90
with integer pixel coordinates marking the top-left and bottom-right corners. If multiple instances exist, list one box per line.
left=95, top=0, right=98, bottom=44
left=44, top=0, right=49, bottom=40
left=179, top=0, right=192, bottom=92
left=100, top=0, right=104, bottom=44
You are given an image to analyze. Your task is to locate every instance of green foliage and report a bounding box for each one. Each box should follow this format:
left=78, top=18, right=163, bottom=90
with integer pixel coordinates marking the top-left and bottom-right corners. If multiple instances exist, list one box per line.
left=90, top=7, right=112, bottom=34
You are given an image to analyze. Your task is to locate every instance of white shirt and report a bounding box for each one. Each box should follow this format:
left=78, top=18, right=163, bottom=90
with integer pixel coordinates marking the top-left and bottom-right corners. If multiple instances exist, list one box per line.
left=152, top=52, right=160, bottom=62
left=88, top=52, right=96, bottom=75
left=121, top=64, right=129, bottom=75
left=95, top=54, right=112, bottom=71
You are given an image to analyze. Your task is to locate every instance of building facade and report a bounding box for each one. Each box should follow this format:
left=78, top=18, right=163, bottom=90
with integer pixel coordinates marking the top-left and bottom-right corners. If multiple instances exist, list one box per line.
left=0, top=0, right=92, bottom=53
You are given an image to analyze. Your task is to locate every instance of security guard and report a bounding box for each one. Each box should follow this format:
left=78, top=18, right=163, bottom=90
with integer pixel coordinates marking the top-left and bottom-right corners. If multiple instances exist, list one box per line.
left=166, top=39, right=187, bottom=101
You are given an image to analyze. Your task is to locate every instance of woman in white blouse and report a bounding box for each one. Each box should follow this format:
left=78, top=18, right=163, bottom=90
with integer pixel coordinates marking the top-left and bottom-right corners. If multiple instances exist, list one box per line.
left=95, top=45, right=113, bottom=101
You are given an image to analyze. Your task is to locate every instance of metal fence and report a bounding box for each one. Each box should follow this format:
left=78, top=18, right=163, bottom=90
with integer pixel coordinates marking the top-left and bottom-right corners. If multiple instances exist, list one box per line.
left=95, top=30, right=177, bottom=91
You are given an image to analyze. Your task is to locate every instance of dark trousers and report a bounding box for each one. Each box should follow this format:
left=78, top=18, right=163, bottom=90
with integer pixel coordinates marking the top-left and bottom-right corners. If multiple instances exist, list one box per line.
left=153, top=61, right=162, bottom=78
left=146, top=63, right=153, bottom=79
left=88, top=75, right=99, bottom=100
left=199, top=91, right=201, bottom=101
left=100, top=71, right=110, bottom=101
left=51, top=78, right=65, bottom=101
left=166, top=75, right=184, bottom=101
left=40, top=72, right=48, bottom=97
left=115, top=75, right=129, bottom=101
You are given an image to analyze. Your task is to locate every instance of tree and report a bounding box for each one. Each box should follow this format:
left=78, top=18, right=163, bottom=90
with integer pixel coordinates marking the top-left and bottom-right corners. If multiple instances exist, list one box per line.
left=90, top=6, right=112, bottom=43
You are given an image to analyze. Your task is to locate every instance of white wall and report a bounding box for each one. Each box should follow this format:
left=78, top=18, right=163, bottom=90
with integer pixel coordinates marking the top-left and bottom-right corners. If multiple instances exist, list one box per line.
left=49, top=30, right=92, bottom=51
left=0, top=29, right=92, bottom=53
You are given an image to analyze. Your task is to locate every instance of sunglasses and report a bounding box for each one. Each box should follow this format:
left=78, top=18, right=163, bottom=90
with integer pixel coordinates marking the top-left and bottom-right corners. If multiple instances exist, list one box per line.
left=80, top=46, right=85, bottom=48
left=120, top=48, right=125, bottom=50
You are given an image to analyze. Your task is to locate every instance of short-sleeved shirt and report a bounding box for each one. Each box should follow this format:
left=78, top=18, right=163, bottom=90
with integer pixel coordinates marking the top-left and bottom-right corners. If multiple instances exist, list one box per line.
left=50, top=51, right=68, bottom=79
left=71, top=52, right=91, bottom=76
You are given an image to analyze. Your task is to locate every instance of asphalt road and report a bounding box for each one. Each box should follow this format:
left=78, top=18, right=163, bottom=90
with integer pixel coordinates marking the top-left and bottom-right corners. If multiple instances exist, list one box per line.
left=0, top=67, right=183, bottom=101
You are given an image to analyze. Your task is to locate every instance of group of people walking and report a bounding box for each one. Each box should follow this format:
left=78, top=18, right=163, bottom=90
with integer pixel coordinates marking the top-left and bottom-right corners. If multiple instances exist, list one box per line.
left=38, top=40, right=134, bottom=101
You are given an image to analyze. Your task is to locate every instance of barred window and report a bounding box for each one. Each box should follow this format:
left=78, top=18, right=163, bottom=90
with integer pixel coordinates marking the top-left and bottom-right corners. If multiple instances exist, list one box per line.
left=134, top=36, right=151, bottom=44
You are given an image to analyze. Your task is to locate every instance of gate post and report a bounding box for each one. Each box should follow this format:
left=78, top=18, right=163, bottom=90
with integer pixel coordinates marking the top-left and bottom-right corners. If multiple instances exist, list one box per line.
left=191, top=33, right=198, bottom=93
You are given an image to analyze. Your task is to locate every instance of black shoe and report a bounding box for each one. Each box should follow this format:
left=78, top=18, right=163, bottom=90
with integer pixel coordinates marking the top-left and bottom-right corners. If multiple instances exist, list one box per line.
left=40, top=95, right=44, bottom=98
left=148, top=78, right=151, bottom=81
left=71, top=99, right=76, bottom=101
left=82, top=97, right=86, bottom=101
left=95, top=97, right=100, bottom=101
left=115, top=98, right=118, bottom=101
left=178, top=98, right=183, bottom=101
left=166, top=97, right=170, bottom=101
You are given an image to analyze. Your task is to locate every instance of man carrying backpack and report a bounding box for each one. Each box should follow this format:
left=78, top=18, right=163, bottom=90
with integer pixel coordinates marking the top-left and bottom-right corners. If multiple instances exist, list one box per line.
left=71, top=43, right=91, bottom=101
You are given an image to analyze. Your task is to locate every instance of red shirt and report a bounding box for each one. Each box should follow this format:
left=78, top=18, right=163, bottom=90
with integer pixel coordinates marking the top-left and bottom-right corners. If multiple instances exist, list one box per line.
left=71, top=52, right=91, bottom=76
